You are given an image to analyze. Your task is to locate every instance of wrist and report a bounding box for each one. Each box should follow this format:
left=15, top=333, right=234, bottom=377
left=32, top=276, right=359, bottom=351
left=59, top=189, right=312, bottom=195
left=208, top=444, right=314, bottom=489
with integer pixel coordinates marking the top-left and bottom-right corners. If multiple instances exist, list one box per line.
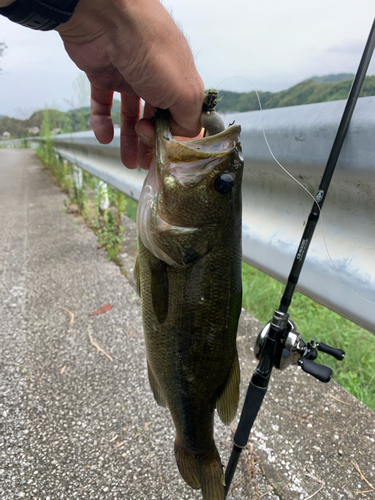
left=0, top=0, right=80, bottom=31
left=0, top=0, right=16, bottom=7
left=56, top=0, right=172, bottom=47
left=55, top=0, right=133, bottom=41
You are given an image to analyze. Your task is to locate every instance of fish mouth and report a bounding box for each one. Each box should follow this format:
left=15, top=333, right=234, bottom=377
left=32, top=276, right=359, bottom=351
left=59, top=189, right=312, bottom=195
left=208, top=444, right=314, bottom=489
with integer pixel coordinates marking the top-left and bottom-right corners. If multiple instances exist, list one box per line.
left=137, top=123, right=242, bottom=266
left=166, top=124, right=242, bottom=161
left=158, top=124, right=242, bottom=187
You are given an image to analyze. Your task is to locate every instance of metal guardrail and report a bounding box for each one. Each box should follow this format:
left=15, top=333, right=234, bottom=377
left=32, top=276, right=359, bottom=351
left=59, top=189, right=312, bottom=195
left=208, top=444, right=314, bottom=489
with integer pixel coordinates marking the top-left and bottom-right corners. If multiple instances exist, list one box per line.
left=2, top=97, right=374, bottom=333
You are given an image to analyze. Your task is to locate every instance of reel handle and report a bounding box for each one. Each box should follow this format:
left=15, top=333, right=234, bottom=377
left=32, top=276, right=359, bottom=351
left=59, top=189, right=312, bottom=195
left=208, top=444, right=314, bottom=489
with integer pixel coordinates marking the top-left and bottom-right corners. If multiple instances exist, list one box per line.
left=300, top=359, right=332, bottom=383
left=317, top=342, right=345, bottom=361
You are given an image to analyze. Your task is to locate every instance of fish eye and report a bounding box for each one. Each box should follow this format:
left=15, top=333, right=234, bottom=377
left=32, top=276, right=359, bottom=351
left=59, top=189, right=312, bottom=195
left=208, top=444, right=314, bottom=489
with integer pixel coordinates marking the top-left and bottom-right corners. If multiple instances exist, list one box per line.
left=214, top=173, right=235, bottom=195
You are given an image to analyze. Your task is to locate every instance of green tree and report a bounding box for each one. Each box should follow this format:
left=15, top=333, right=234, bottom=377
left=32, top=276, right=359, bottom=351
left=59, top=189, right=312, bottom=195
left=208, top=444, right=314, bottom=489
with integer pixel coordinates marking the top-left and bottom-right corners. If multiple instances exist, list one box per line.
left=64, top=72, right=90, bottom=131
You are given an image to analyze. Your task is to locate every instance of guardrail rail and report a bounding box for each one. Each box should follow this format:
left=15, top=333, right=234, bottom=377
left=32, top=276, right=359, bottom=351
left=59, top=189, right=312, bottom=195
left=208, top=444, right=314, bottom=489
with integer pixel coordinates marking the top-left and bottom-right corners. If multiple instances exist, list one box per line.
left=2, top=96, right=374, bottom=333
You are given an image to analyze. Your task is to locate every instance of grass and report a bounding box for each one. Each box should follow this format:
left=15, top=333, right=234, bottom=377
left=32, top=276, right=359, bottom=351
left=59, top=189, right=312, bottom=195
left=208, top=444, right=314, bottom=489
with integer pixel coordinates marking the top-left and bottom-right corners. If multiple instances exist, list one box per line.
left=123, top=196, right=138, bottom=223
left=242, top=262, right=375, bottom=410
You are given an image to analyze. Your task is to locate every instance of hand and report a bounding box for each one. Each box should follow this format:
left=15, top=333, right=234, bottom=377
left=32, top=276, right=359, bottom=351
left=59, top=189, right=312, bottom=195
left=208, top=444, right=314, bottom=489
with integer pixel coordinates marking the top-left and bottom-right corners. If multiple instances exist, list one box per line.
left=56, top=0, right=204, bottom=169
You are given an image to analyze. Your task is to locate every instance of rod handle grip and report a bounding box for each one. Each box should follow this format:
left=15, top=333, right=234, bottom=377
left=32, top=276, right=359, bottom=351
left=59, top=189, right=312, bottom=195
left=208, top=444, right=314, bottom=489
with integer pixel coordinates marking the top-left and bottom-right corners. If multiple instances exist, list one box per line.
left=317, top=342, right=345, bottom=361
left=301, top=359, right=332, bottom=383
left=234, top=382, right=267, bottom=448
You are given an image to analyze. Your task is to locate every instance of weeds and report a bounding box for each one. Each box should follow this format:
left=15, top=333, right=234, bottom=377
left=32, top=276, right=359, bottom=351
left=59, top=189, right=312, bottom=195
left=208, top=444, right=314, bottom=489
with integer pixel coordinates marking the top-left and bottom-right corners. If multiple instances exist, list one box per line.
left=36, top=135, right=132, bottom=262
left=37, top=143, right=73, bottom=193
left=37, top=111, right=73, bottom=193
left=95, top=210, right=124, bottom=260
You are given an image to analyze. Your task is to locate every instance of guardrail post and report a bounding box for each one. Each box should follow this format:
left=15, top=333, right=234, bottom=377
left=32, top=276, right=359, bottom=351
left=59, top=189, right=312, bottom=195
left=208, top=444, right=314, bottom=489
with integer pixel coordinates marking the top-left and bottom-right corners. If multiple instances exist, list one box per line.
left=72, top=164, right=83, bottom=191
left=96, top=180, right=110, bottom=211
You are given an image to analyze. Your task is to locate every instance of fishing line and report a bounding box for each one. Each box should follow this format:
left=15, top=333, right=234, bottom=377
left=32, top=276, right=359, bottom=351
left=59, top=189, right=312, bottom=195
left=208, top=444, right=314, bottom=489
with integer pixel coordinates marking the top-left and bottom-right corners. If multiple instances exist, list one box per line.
left=215, top=75, right=375, bottom=306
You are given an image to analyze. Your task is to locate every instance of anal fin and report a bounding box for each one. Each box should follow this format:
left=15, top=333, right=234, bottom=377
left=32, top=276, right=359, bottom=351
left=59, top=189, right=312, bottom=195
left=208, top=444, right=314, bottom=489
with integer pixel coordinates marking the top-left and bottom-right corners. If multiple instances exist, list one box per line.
left=147, top=359, right=167, bottom=407
left=216, top=351, right=240, bottom=425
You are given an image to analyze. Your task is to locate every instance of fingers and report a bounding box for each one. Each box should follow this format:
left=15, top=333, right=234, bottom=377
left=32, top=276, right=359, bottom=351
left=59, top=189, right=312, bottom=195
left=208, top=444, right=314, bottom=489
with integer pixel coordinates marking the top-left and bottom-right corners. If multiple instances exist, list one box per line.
left=136, top=102, right=155, bottom=170
left=120, top=93, right=142, bottom=169
left=168, top=77, right=205, bottom=138
left=91, top=85, right=148, bottom=170
left=90, top=85, right=114, bottom=144
left=135, top=119, right=154, bottom=148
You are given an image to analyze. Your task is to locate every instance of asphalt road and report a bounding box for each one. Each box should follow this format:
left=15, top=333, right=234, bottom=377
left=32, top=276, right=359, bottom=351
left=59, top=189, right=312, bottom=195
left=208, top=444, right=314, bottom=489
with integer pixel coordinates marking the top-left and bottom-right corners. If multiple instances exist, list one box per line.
left=0, top=149, right=263, bottom=500
left=1, top=149, right=374, bottom=500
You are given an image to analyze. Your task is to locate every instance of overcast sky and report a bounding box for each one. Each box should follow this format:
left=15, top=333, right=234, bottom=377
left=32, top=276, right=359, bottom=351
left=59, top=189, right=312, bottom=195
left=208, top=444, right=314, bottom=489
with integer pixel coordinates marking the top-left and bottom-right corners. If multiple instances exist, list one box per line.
left=0, top=0, right=374, bottom=118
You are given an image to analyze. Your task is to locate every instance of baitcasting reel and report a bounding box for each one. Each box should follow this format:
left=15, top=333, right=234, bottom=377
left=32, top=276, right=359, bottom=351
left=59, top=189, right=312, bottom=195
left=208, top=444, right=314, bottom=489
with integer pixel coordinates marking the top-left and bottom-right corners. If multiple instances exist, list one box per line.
left=254, top=311, right=345, bottom=383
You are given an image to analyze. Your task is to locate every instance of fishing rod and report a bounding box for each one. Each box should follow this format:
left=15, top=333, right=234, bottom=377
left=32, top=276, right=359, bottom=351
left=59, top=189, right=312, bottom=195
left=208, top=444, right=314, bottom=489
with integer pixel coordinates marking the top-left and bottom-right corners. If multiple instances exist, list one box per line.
left=224, top=16, right=375, bottom=496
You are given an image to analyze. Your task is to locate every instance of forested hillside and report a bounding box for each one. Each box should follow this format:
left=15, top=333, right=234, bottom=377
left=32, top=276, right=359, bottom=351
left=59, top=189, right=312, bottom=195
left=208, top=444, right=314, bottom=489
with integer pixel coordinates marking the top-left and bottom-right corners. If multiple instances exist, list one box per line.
left=1, top=74, right=374, bottom=138
left=215, top=75, right=375, bottom=113
left=0, top=102, right=122, bottom=140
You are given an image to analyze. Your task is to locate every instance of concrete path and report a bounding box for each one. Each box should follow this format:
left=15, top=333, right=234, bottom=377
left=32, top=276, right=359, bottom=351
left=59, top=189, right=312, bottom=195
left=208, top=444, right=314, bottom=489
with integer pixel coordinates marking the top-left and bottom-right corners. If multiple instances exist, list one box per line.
left=0, top=149, right=374, bottom=500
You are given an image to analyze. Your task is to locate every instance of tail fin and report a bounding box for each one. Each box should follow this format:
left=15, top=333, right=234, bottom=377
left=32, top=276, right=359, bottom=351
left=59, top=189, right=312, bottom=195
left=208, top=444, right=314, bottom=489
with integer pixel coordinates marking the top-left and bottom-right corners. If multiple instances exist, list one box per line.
left=174, top=441, right=225, bottom=500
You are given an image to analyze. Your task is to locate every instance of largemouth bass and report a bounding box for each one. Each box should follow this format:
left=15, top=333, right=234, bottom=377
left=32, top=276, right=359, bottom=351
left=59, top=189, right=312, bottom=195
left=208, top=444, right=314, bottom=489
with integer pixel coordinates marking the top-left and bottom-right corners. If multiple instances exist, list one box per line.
left=135, top=108, right=243, bottom=500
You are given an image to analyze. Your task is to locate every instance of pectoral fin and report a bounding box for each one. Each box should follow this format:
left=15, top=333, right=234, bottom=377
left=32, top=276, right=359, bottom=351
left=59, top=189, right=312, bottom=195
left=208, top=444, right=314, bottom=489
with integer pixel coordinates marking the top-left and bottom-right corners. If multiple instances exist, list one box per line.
left=157, top=226, right=213, bottom=267
left=216, top=352, right=240, bottom=425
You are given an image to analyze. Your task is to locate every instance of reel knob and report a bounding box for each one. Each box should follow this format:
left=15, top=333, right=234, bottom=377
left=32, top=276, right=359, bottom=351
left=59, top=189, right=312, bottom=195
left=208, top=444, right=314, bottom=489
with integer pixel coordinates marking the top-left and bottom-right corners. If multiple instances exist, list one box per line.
left=300, top=359, right=333, bottom=383
left=317, top=342, right=345, bottom=361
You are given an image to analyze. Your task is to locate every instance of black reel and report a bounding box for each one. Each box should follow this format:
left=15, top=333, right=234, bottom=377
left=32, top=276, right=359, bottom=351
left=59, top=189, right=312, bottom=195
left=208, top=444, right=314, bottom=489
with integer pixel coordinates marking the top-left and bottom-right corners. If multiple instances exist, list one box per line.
left=254, top=311, right=345, bottom=383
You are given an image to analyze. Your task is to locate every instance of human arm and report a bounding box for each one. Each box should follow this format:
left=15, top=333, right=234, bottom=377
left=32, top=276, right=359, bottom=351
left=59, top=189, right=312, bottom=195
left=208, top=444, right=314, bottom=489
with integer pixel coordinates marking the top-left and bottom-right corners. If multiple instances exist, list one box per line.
left=0, top=0, right=205, bottom=169
left=57, top=0, right=204, bottom=169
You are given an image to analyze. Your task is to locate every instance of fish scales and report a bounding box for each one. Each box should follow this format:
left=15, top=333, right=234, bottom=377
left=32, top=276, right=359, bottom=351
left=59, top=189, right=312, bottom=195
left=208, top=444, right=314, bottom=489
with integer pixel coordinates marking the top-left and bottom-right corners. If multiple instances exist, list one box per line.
left=136, top=110, right=244, bottom=500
